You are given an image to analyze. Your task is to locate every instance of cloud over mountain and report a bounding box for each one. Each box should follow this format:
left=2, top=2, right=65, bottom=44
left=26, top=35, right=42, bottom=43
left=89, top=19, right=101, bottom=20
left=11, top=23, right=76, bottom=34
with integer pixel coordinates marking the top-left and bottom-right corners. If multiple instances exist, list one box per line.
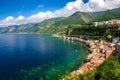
left=0, top=0, right=120, bottom=26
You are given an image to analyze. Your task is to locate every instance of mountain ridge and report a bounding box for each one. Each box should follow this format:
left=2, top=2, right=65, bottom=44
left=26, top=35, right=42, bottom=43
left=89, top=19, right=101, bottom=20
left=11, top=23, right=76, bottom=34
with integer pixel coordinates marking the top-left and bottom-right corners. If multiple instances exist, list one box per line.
left=0, top=7, right=120, bottom=33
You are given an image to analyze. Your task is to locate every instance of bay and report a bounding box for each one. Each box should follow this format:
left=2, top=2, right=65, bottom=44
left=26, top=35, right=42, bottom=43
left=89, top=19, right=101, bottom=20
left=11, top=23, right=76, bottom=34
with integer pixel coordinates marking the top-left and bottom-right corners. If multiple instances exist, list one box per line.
left=0, top=34, right=87, bottom=80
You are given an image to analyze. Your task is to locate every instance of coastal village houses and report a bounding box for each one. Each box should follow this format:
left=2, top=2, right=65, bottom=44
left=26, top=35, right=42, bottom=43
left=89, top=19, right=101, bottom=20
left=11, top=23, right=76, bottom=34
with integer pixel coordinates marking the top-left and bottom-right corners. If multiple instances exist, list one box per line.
left=94, top=19, right=120, bottom=26
left=66, top=38, right=116, bottom=78
left=116, top=42, right=120, bottom=56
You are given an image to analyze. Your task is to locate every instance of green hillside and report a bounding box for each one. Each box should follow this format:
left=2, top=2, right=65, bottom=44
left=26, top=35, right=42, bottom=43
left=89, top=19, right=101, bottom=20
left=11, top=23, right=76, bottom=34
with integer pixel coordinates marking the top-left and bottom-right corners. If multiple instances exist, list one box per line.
left=94, top=8, right=120, bottom=21
left=0, top=7, right=120, bottom=34
left=72, top=56, right=120, bottom=80
left=53, top=12, right=95, bottom=26
left=0, top=17, right=64, bottom=33
left=38, top=8, right=120, bottom=35
left=54, top=8, right=120, bottom=26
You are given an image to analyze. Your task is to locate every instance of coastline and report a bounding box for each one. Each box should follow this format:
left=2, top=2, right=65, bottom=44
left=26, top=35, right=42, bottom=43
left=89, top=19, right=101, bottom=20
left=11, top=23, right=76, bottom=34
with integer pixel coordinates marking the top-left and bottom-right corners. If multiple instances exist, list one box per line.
left=53, top=35, right=116, bottom=79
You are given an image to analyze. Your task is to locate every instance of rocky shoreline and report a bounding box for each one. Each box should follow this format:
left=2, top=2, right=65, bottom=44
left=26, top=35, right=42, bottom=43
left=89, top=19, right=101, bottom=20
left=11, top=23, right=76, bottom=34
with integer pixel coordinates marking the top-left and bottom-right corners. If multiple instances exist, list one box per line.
left=57, top=36, right=116, bottom=79
left=52, top=34, right=120, bottom=79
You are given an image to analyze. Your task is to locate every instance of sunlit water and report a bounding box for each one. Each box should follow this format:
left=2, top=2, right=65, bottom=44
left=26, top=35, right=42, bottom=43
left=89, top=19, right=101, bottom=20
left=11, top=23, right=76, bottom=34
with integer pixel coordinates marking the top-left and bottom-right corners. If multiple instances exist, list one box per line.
left=0, top=34, right=87, bottom=80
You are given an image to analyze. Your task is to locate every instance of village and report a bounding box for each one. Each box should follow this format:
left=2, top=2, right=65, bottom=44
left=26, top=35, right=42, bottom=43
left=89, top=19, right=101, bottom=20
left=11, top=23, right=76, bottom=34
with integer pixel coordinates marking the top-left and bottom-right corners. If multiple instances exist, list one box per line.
left=53, top=18, right=120, bottom=79
left=62, top=35, right=120, bottom=79
left=94, top=19, right=120, bottom=26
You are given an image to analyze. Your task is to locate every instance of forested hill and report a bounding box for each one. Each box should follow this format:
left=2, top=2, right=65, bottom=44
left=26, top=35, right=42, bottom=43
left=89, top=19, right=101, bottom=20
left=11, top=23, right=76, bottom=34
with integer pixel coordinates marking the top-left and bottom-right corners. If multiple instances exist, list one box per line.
left=0, top=7, right=120, bottom=33
left=53, top=7, right=120, bottom=26
left=0, top=17, right=64, bottom=33
left=94, top=8, right=120, bottom=21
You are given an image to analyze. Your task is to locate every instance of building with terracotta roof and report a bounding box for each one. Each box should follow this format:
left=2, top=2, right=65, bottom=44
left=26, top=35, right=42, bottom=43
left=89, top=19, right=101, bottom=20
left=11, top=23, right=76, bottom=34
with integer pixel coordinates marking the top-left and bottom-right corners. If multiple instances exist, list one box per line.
left=94, top=19, right=120, bottom=26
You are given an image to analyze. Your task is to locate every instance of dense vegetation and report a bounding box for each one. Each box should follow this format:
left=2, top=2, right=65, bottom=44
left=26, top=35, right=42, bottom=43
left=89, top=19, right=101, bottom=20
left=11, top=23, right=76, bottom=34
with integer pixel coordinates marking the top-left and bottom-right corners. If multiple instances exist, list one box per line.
left=69, top=26, right=120, bottom=37
left=53, top=8, right=120, bottom=26
left=0, top=8, right=120, bottom=33
left=0, top=7, right=120, bottom=80
left=72, top=55, right=120, bottom=80
left=94, top=8, right=120, bottom=22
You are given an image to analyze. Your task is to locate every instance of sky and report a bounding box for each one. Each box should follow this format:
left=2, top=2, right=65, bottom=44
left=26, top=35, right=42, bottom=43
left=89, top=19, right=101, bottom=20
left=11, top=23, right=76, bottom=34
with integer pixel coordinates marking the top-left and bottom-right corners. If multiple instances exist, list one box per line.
left=0, top=0, right=120, bottom=27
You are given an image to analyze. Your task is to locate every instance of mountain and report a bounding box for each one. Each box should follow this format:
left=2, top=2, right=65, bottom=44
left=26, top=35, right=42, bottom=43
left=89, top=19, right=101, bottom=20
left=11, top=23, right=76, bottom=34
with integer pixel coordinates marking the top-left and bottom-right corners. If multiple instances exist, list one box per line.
left=0, top=7, right=120, bottom=33
left=53, top=12, right=95, bottom=26
left=94, top=8, right=120, bottom=21
left=0, top=17, right=64, bottom=33
left=53, top=8, right=120, bottom=26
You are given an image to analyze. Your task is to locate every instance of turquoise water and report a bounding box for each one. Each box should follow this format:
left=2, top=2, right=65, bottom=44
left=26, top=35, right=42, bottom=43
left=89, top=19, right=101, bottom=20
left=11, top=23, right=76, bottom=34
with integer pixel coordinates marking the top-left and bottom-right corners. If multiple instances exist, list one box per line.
left=0, top=34, right=87, bottom=80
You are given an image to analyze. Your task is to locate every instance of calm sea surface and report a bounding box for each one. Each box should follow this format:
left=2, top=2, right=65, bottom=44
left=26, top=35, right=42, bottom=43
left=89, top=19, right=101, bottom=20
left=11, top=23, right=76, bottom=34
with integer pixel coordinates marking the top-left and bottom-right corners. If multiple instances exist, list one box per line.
left=0, top=34, right=87, bottom=80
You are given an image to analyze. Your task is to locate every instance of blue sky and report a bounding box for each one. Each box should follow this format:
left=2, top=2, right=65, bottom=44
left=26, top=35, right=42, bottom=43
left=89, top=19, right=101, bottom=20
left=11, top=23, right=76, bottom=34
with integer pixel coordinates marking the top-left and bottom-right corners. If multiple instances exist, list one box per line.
left=0, top=0, right=76, bottom=19
left=0, top=0, right=120, bottom=26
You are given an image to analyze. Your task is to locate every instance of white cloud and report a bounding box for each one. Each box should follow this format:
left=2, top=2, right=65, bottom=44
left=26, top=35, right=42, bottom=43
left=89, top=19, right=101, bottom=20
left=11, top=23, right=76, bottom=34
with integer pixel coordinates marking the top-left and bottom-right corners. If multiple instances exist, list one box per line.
left=16, top=15, right=24, bottom=21
left=0, top=0, right=120, bottom=26
left=0, top=15, right=25, bottom=26
left=5, top=16, right=14, bottom=21
left=0, top=16, right=15, bottom=26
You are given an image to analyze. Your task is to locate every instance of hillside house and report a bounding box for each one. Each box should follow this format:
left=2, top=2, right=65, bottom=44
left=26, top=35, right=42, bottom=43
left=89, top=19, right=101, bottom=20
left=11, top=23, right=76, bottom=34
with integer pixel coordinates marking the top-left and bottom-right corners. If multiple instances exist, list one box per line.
left=112, top=37, right=120, bottom=43
left=109, top=19, right=120, bottom=25
left=115, top=43, right=120, bottom=56
left=94, top=19, right=120, bottom=26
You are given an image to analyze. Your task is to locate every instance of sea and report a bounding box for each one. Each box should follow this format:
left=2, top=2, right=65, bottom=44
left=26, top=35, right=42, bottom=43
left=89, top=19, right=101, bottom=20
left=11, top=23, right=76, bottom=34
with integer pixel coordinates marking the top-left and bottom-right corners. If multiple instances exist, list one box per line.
left=0, top=34, right=87, bottom=80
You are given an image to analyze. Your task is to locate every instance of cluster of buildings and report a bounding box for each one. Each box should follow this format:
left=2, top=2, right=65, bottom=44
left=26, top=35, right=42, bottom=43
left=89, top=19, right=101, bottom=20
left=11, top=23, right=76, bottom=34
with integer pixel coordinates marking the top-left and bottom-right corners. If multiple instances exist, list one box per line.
left=94, top=19, right=120, bottom=26
left=64, top=38, right=116, bottom=79
left=115, top=42, right=120, bottom=56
